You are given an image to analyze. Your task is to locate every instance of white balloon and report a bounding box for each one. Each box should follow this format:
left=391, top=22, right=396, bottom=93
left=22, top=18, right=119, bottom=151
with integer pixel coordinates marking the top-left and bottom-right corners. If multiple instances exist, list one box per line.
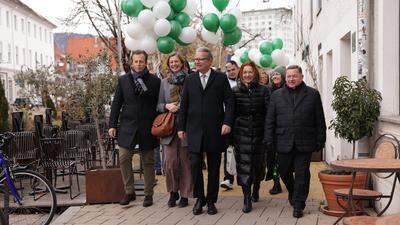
left=229, top=8, right=243, bottom=22
left=179, top=27, right=197, bottom=43
left=248, top=48, right=261, bottom=62
left=154, top=19, right=171, bottom=37
left=182, top=0, right=197, bottom=16
left=140, top=36, right=157, bottom=54
left=125, top=37, right=141, bottom=51
left=271, top=49, right=289, bottom=66
left=254, top=53, right=263, bottom=67
left=140, top=0, right=157, bottom=8
left=138, top=9, right=156, bottom=30
left=234, top=48, right=247, bottom=58
left=201, top=29, right=219, bottom=45
left=230, top=55, right=241, bottom=67
left=126, top=22, right=145, bottom=39
left=152, top=1, right=171, bottom=19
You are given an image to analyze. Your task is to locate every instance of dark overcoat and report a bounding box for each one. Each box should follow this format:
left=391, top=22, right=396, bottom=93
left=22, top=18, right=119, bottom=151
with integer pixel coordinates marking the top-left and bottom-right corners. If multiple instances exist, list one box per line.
left=109, top=70, right=161, bottom=150
left=264, top=82, right=326, bottom=153
left=232, top=82, right=270, bottom=186
left=177, top=69, right=234, bottom=153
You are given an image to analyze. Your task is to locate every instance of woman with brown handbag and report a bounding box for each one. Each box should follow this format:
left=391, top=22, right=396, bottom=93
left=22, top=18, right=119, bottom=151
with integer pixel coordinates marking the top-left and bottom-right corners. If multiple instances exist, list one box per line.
left=157, top=52, right=193, bottom=208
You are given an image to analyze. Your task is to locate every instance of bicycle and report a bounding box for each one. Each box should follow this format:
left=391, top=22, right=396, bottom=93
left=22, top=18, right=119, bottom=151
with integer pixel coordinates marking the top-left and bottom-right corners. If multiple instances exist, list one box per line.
left=0, top=132, right=57, bottom=225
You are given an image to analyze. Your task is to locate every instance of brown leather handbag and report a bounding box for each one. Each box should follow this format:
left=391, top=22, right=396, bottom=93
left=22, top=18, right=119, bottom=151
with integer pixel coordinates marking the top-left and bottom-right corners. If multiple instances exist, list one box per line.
left=151, top=112, right=175, bottom=137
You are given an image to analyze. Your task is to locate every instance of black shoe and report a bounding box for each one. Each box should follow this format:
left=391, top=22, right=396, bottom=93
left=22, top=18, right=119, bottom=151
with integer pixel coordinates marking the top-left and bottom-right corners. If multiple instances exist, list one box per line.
left=252, top=183, right=260, bottom=202
left=242, top=196, right=252, bottom=213
left=193, top=198, right=206, bottom=215
left=143, top=195, right=153, bottom=207
left=179, top=197, right=188, bottom=208
left=167, top=192, right=179, bottom=207
left=155, top=169, right=162, bottom=175
left=293, top=208, right=303, bottom=218
left=119, top=193, right=136, bottom=205
left=207, top=202, right=218, bottom=215
left=269, top=179, right=282, bottom=195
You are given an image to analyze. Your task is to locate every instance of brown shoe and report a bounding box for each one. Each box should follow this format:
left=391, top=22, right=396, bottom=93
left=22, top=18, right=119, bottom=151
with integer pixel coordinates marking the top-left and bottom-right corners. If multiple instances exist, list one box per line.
left=143, top=195, right=153, bottom=207
left=119, top=193, right=136, bottom=205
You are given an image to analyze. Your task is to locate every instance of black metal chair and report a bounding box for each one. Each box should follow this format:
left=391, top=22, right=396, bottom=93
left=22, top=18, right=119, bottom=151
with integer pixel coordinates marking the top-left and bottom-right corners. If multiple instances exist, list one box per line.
left=60, top=130, right=91, bottom=171
left=39, top=138, right=80, bottom=199
left=6, top=131, right=39, bottom=165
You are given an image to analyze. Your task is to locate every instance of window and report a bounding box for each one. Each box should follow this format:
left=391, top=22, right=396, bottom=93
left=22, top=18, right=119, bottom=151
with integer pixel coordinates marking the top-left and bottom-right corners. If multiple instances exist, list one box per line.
left=14, top=15, right=17, bottom=30
left=20, top=18, right=24, bottom=33
left=49, top=32, right=52, bottom=43
left=8, top=80, right=12, bottom=101
left=40, top=53, right=43, bottom=65
left=316, top=0, right=322, bottom=16
left=39, top=27, right=42, bottom=41
left=22, top=48, right=26, bottom=65
left=45, top=29, right=47, bottom=42
left=27, top=21, right=30, bottom=35
left=28, top=49, right=32, bottom=67
left=7, top=44, right=11, bottom=63
left=0, top=42, right=2, bottom=61
left=34, top=52, right=37, bottom=67
left=34, top=24, right=37, bottom=38
left=309, top=0, right=313, bottom=29
left=15, top=46, right=18, bottom=65
left=0, top=8, right=2, bottom=26
left=45, top=55, right=48, bottom=65
left=6, top=11, right=9, bottom=28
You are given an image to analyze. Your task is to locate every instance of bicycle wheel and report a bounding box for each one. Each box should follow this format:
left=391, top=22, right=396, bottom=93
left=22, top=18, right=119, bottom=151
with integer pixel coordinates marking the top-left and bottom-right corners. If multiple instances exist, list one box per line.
left=0, top=169, right=57, bottom=225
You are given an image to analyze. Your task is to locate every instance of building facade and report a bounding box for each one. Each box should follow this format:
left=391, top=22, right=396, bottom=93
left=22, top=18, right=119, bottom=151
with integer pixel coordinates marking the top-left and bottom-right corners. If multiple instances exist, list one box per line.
left=0, top=0, right=56, bottom=103
left=239, top=6, right=294, bottom=58
left=293, top=0, right=399, bottom=214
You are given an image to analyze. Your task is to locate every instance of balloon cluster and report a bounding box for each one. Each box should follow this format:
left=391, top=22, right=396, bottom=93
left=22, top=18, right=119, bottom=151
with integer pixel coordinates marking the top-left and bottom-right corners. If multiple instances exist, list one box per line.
left=201, top=0, right=243, bottom=46
left=231, top=38, right=289, bottom=69
left=121, top=0, right=197, bottom=54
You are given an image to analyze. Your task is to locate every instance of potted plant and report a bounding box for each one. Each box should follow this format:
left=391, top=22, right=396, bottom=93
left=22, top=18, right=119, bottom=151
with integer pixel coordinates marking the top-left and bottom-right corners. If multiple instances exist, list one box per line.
left=319, top=76, right=382, bottom=216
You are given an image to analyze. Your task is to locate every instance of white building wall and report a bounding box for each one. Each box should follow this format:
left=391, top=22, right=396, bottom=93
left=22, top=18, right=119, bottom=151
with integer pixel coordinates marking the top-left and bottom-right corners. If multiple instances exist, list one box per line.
left=294, top=0, right=400, bottom=214
left=0, top=0, right=55, bottom=103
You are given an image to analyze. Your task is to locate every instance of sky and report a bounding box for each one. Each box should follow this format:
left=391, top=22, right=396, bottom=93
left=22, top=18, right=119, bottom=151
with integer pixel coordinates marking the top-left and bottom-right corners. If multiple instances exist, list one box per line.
left=20, top=0, right=293, bottom=34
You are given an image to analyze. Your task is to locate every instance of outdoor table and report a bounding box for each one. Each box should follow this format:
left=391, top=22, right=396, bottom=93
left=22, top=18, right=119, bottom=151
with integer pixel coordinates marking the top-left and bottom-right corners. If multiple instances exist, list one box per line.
left=331, top=158, right=400, bottom=224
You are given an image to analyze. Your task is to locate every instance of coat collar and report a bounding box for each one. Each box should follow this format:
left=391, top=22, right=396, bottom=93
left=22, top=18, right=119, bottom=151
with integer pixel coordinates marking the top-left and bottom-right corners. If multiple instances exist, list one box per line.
left=195, top=69, right=217, bottom=92
left=282, top=82, right=308, bottom=109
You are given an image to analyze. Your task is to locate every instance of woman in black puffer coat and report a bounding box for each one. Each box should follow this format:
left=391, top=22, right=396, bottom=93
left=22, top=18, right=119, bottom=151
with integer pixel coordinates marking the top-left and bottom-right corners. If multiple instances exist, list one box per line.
left=232, top=61, right=270, bottom=213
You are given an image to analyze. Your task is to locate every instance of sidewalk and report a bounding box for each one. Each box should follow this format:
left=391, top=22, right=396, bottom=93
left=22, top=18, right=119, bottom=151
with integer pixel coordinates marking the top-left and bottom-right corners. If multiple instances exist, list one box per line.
left=51, top=162, right=336, bottom=225
left=52, top=194, right=338, bottom=225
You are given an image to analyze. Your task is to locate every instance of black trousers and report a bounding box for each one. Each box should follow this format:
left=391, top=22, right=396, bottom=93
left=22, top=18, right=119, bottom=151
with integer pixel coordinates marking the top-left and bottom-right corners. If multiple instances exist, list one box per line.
left=277, top=147, right=312, bottom=209
left=189, top=151, right=221, bottom=203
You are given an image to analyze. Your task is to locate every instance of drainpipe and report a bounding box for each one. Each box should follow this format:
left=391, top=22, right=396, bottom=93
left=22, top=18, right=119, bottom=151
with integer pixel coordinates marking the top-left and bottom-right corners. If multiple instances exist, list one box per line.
left=356, top=0, right=371, bottom=158
left=357, top=0, right=370, bottom=80
left=116, top=0, right=124, bottom=75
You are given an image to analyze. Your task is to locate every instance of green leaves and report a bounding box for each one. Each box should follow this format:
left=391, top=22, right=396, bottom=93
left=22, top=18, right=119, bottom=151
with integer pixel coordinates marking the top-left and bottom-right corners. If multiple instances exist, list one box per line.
left=329, top=76, right=382, bottom=145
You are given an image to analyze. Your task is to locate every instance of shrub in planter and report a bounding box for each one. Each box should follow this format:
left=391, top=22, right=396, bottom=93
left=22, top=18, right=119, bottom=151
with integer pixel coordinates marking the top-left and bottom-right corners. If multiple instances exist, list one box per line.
left=319, top=76, right=382, bottom=215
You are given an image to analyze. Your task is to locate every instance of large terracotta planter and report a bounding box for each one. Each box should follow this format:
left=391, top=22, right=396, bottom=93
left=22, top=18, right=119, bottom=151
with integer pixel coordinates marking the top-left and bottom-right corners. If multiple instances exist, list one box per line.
left=318, top=171, right=367, bottom=216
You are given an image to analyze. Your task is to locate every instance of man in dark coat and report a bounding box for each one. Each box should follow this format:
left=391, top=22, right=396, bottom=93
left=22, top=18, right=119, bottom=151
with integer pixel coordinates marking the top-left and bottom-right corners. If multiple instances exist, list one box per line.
left=109, top=50, right=160, bottom=207
left=264, top=65, right=326, bottom=218
left=178, top=47, right=234, bottom=215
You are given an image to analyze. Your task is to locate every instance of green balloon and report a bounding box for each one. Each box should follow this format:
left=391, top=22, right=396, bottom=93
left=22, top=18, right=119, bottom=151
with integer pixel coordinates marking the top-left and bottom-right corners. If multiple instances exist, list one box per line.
left=272, top=38, right=283, bottom=50
left=203, top=13, right=220, bottom=33
left=223, top=27, right=242, bottom=46
left=220, top=14, right=237, bottom=33
left=260, top=54, right=272, bottom=68
left=168, top=20, right=183, bottom=40
left=175, top=12, right=190, bottom=27
left=212, top=0, right=229, bottom=12
left=170, top=0, right=187, bottom=13
left=157, top=37, right=175, bottom=54
left=259, top=41, right=274, bottom=55
left=167, top=10, right=175, bottom=20
left=270, top=63, right=277, bottom=69
left=240, top=50, right=249, bottom=63
left=122, top=0, right=143, bottom=17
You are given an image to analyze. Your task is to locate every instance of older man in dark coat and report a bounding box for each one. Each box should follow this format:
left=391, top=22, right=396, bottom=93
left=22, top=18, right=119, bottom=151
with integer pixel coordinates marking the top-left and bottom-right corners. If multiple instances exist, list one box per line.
left=109, top=50, right=160, bottom=207
left=178, top=47, right=234, bottom=215
left=264, top=65, right=326, bottom=218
